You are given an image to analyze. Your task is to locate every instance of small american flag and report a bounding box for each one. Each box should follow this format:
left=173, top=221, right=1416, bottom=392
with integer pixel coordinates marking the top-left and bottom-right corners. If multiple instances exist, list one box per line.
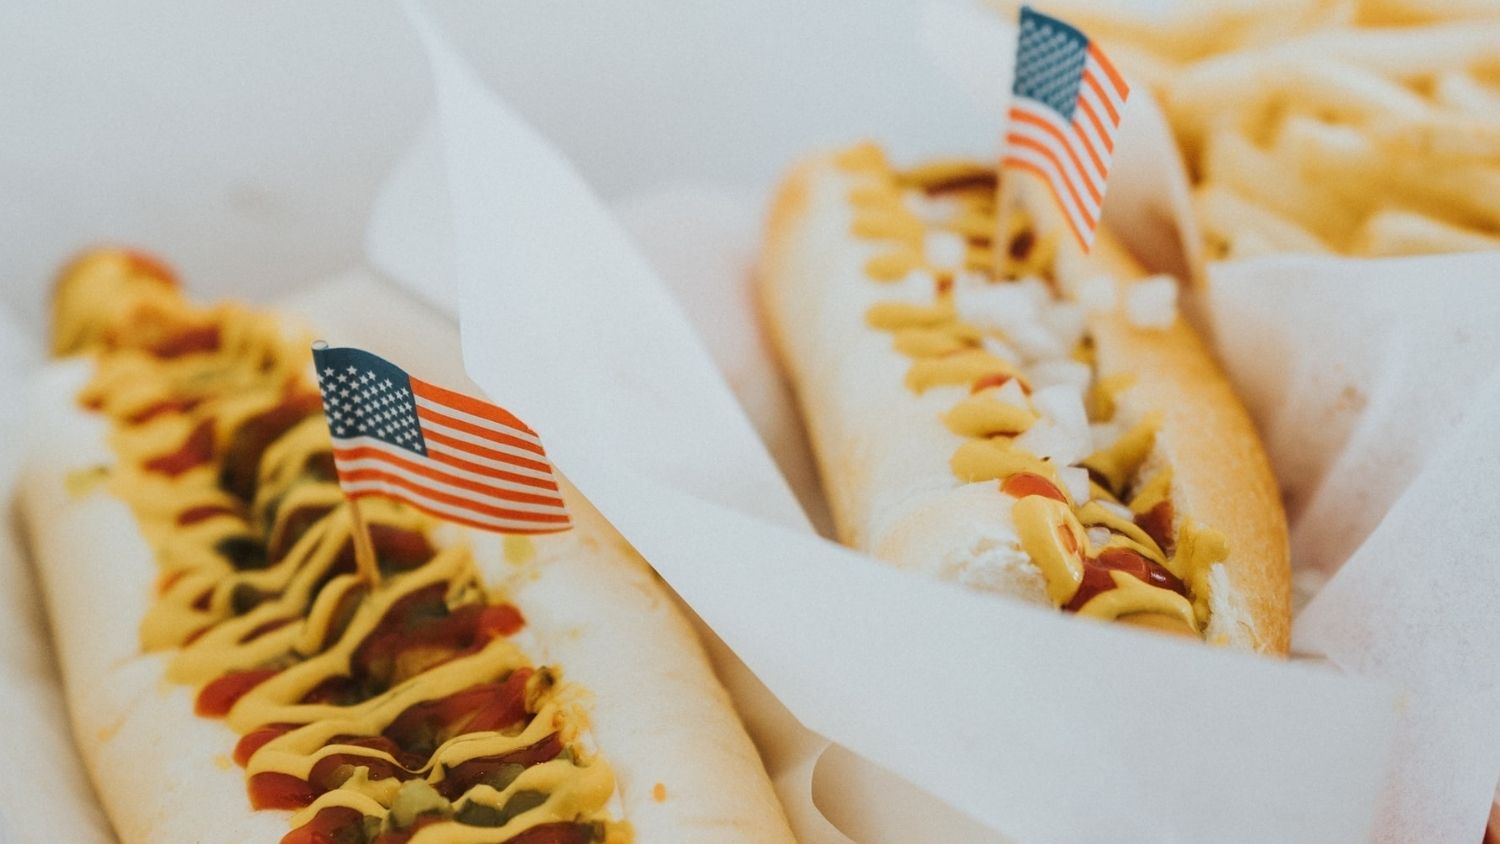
left=1003, top=6, right=1130, bottom=250
left=311, top=344, right=571, bottom=534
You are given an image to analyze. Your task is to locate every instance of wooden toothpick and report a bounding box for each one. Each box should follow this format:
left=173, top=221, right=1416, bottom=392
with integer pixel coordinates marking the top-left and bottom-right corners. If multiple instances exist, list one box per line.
left=347, top=496, right=382, bottom=587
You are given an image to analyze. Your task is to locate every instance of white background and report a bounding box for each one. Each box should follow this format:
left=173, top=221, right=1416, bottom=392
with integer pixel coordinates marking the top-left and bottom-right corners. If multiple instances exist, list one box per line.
left=0, top=0, right=991, bottom=320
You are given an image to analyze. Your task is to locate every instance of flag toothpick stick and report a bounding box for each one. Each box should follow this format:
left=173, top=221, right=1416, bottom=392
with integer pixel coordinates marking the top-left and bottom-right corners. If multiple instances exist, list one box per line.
left=346, top=495, right=382, bottom=587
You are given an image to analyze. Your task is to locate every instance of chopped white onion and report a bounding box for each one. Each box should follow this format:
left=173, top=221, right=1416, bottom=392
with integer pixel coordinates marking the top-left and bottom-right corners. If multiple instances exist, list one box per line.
left=1041, top=302, right=1087, bottom=354
left=1077, top=274, right=1118, bottom=312
left=881, top=269, right=938, bottom=303
left=1030, top=384, right=1089, bottom=437
left=954, top=282, right=1039, bottom=330
left=952, top=269, right=991, bottom=290
left=1090, top=421, right=1124, bottom=453
left=1125, top=275, right=1179, bottom=329
left=991, top=377, right=1029, bottom=407
left=980, top=335, right=1023, bottom=367
left=1027, top=359, right=1092, bottom=392
left=954, top=279, right=1083, bottom=362
left=924, top=230, right=968, bottom=269
left=1094, top=499, right=1135, bottom=521
left=910, top=193, right=960, bottom=224
left=1014, top=419, right=1090, bottom=467
left=1086, top=526, right=1113, bottom=548
left=1060, top=466, right=1092, bottom=505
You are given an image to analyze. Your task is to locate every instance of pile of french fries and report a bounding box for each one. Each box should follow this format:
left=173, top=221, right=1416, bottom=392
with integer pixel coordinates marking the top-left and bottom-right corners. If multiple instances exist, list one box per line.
left=1000, top=0, right=1500, bottom=259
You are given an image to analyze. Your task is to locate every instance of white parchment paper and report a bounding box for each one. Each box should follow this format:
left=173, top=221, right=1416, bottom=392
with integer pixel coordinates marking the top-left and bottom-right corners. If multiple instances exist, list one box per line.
left=1208, top=257, right=1500, bottom=843
left=364, top=5, right=1403, bottom=842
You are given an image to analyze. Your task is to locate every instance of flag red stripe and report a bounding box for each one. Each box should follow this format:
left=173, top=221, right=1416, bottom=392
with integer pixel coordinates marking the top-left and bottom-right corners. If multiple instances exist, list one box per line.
left=1004, top=133, right=1099, bottom=226
left=425, top=446, right=560, bottom=492
left=347, top=490, right=569, bottom=535
left=1001, top=156, right=1088, bottom=249
left=339, top=467, right=570, bottom=523
left=1077, top=95, right=1114, bottom=155
left=422, top=429, right=554, bottom=475
left=1081, top=69, right=1119, bottom=125
left=1008, top=108, right=1102, bottom=203
left=415, top=405, right=547, bottom=456
left=410, top=378, right=537, bottom=435
left=331, top=446, right=565, bottom=507
left=1088, top=43, right=1129, bottom=100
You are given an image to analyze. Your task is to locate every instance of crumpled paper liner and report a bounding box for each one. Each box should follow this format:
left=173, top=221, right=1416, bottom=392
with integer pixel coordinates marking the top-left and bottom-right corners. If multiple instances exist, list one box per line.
left=360, top=4, right=1402, bottom=842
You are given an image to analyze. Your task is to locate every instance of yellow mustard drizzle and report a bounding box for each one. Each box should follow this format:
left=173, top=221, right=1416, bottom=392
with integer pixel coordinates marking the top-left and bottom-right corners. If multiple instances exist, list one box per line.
left=57, top=253, right=627, bottom=844
left=837, top=146, right=1220, bottom=639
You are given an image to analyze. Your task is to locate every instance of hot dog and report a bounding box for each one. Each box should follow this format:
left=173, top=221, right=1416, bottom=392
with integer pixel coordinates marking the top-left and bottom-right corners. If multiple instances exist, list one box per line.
left=19, top=251, right=795, bottom=843
left=757, top=145, right=1290, bottom=651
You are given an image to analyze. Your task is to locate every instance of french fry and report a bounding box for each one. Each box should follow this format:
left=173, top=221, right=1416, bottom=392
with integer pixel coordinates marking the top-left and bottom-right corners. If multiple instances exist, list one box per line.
left=1272, top=114, right=1500, bottom=231
left=1366, top=110, right=1500, bottom=163
left=1281, top=22, right=1500, bottom=80
left=1433, top=72, right=1500, bottom=117
left=1201, top=125, right=1364, bottom=246
left=1356, top=0, right=1500, bottom=26
left=988, top=0, right=1338, bottom=64
left=1354, top=209, right=1500, bottom=256
left=1167, top=55, right=1429, bottom=149
left=1194, top=183, right=1333, bottom=259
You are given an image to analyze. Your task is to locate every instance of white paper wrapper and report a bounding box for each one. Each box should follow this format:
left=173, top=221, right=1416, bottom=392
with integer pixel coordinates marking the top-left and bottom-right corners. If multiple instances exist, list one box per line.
left=362, top=5, right=1402, bottom=842
left=1207, top=256, right=1500, bottom=843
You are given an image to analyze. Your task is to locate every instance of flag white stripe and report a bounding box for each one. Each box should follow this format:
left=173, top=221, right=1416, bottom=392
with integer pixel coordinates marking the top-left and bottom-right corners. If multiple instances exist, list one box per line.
left=333, top=458, right=567, bottom=517
left=1003, top=145, right=1096, bottom=239
left=332, top=452, right=566, bottom=507
left=1009, top=114, right=1103, bottom=219
left=1021, top=103, right=1107, bottom=199
left=413, top=396, right=544, bottom=449
left=419, top=418, right=557, bottom=468
left=1072, top=98, right=1115, bottom=170
left=331, top=434, right=558, bottom=485
left=422, top=438, right=558, bottom=484
left=342, top=480, right=566, bottom=531
left=1084, top=56, right=1126, bottom=117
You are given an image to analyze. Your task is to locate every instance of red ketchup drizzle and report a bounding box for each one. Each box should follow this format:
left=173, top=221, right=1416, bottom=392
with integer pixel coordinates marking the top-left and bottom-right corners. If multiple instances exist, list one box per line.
left=1001, top=472, right=1068, bottom=503
left=143, top=418, right=215, bottom=476
left=249, top=771, right=321, bottom=811
left=239, top=617, right=295, bottom=644
left=147, top=323, right=221, bottom=358
left=156, top=569, right=188, bottom=594
left=435, top=731, right=566, bottom=800
left=357, top=820, right=596, bottom=844
left=279, top=805, right=364, bottom=844
left=1135, top=500, right=1176, bottom=556
left=177, top=503, right=237, bottom=526
left=234, top=723, right=297, bottom=767
left=249, top=666, right=539, bottom=809
left=127, top=398, right=197, bottom=425
left=970, top=372, right=1031, bottom=395
left=195, top=668, right=280, bottom=717
left=1064, top=547, right=1188, bottom=612
left=123, top=249, right=178, bottom=287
